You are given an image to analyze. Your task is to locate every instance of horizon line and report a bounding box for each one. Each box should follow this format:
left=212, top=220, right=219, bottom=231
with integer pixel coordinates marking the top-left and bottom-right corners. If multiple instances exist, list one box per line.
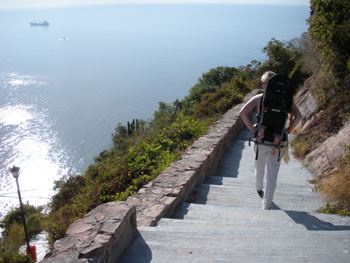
left=0, top=0, right=310, bottom=10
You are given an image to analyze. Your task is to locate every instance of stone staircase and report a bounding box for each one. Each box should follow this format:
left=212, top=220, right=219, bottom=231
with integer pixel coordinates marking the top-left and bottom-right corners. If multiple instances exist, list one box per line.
left=118, top=130, right=350, bottom=263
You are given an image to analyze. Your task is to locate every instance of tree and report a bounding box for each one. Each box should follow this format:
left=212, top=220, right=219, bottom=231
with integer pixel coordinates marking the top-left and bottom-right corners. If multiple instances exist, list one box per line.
left=309, top=0, right=350, bottom=78
left=0, top=205, right=42, bottom=237
left=260, top=38, right=302, bottom=76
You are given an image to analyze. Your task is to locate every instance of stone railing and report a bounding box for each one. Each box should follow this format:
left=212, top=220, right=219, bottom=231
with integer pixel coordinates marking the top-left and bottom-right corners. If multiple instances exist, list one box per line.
left=42, top=90, right=257, bottom=263
left=42, top=202, right=136, bottom=263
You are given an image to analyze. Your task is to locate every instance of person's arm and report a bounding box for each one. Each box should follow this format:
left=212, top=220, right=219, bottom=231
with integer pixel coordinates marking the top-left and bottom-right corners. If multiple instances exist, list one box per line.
left=239, top=95, right=259, bottom=133
left=288, top=103, right=303, bottom=133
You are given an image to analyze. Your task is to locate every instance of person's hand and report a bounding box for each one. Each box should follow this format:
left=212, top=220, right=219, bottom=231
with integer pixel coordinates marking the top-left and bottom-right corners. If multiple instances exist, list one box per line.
left=250, top=126, right=256, bottom=134
left=251, top=123, right=257, bottom=134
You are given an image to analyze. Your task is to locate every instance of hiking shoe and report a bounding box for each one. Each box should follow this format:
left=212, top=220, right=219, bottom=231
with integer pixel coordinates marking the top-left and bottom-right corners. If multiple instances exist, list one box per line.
left=257, top=190, right=264, bottom=198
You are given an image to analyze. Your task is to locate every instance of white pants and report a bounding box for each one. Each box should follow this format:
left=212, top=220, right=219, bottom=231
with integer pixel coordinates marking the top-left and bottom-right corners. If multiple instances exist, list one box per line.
left=254, top=144, right=285, bottom=210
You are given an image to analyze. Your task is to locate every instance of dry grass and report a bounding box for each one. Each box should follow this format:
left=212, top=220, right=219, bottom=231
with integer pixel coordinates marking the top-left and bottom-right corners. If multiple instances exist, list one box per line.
left=291, top=136, right=313, bottom=159
left=317, top=150, right=350, bottom=214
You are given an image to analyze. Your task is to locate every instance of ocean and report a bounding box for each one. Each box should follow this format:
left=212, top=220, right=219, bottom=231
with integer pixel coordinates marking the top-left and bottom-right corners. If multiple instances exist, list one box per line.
left=0, top=4, right=309, bottom=217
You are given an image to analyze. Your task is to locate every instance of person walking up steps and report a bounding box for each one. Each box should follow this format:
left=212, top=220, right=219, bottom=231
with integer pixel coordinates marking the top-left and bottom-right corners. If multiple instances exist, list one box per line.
left=239, top=71, right=303, bottom=210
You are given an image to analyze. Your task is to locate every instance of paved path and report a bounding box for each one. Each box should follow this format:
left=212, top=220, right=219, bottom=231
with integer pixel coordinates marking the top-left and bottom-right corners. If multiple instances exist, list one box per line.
left=119, top=130, right=350, bottom=263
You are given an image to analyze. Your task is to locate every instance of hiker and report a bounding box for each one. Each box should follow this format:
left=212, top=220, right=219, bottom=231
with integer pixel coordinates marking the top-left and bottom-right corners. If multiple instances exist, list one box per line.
left=239, top=71, right=303, bottom=210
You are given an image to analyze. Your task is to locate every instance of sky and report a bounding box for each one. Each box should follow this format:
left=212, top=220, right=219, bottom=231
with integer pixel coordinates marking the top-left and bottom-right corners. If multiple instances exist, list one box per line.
left=0, top=0, right=309, bottom=9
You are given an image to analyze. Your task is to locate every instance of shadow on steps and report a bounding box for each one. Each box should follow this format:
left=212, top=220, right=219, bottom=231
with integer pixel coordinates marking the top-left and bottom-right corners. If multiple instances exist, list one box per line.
left=284, top=210, right=350, bottom=231
left=117, top=230, right=152, bottom=263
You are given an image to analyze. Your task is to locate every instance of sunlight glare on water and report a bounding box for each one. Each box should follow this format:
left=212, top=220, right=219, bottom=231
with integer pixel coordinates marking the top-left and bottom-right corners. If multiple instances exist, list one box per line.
left=0, top=72, right=71, bottom=219
left=0, top=104, right=33, bottom=126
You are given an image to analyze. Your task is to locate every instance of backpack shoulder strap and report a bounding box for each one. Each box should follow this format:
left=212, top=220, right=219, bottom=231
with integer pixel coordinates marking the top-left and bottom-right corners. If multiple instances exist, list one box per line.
left=256, top=95, right=263, bottom=124
left=258, top=95, right=263, bottom=116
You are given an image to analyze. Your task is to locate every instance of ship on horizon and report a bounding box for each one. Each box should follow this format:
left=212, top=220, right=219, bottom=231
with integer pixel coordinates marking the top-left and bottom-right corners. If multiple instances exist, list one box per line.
left=30, top=20, right=50, bottom=26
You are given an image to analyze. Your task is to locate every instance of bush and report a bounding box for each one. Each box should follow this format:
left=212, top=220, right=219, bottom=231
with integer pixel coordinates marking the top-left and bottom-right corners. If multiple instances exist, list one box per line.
left=0, top=224, right=33, bottom=263
left=5, top=223, right=25, bottom=253
left=116, top=115, right=206, bottom=201
left=194, top=85, right=243, bottom=118
left=0, top=205, right=43, bottom=238
left=193, top=74, right=250, bottom=118
left=0, top=241, right=31, bottom=263
left=185, top=66, right=239, bottom=104
left=51, top=175, right=85, bottom=212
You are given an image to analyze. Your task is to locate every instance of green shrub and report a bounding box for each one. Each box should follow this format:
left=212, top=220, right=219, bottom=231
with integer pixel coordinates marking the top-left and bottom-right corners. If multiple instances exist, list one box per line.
left=0, top=225, right=33, bottom=263
left=185, top=66, right=239, bottom=105
left=51, top=175, right=85, bottom=212
left=0, top=240, right=31, bottom=263
left=194, top=84, right=244, bottom=118
left=309, top=0, right=350, bottom=77
left=5, top=223, right=25, bottom=252
left=0, top=205, right=43, bottom=238
left=116, top=115, right=206, bottom=201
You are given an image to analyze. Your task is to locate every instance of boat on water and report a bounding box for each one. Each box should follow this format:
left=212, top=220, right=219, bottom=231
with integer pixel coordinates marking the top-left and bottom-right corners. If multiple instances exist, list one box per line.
left=30, top=20, right=50, bottom=26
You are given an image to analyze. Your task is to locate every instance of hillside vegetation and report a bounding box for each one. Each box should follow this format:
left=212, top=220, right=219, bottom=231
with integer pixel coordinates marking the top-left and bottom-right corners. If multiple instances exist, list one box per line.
left=292, top=0, right=350, bottom=214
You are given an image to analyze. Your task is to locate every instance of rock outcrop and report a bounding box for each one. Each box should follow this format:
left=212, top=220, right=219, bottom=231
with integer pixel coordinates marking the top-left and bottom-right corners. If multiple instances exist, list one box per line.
left=294, top=77, right=317, bottom=131
left=304, top=122, right=350, bottom=178
left=294, top=77, right=350, bottom=178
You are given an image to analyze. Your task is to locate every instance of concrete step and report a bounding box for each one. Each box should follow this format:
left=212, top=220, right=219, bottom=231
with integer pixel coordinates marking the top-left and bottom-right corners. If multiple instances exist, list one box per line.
left=118, top=228, right=350, bottom=263
left=157, top=217, right=307, bottom=232
left=206, top=176, right=315, bottom=191
left=196, top=182, right=317, bottom=197
left=138, top=226, right=350, bottom=242
left=118, top=238, right=343, bottom=263
left=156, top=218, right=322, bottom=233
left=213, top=168, right=313, bottom=186
left=192, top=185, right=321, bottom=211
left=119, top=247, right=348, bottom=263
left=172, top=203, right=350, bottom=228
left=192, top=199, right=320, bottom=214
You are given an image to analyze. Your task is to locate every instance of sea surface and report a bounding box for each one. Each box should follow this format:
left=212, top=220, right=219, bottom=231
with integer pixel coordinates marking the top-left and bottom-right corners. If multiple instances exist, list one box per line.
left=0, top=4, right=309, bottom=218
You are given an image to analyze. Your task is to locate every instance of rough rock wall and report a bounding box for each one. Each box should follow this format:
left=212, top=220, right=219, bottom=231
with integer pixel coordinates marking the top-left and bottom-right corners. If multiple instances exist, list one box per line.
left=304, top=122, right=350, bottom=178
left=294, top=77, right=317, bottom=131
left=294, top=77, right=350, bottom=178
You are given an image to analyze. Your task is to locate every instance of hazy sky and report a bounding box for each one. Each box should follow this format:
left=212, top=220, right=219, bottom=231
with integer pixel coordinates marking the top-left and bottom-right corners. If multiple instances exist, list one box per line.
left=0, top=0, right=309, bottom=9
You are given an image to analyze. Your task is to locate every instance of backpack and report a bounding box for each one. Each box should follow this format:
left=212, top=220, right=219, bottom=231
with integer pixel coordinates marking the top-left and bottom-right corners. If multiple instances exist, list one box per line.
left=254, top=74, right=294, bottom=160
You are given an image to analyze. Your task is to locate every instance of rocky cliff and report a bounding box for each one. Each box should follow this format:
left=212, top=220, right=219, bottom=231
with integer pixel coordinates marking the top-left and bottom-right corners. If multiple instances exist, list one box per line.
left=294, top=77, right=350, bottom=179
